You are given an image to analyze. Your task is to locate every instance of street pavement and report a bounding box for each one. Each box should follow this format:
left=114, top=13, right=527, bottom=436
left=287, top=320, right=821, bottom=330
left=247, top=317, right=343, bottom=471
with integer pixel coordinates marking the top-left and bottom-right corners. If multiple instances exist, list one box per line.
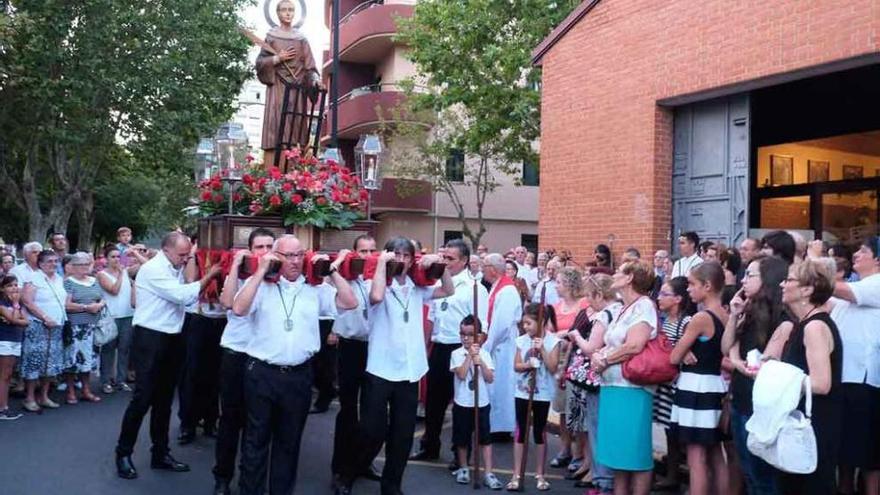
left=0, top=384, right=597, bottom=495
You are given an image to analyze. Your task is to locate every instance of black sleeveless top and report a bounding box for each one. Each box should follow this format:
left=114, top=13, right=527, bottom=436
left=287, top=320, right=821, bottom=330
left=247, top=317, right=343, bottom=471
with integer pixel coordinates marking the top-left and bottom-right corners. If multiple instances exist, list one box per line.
left=782, top=312, right=842, bottom=412
left=681, top=311, right=724, bottom=376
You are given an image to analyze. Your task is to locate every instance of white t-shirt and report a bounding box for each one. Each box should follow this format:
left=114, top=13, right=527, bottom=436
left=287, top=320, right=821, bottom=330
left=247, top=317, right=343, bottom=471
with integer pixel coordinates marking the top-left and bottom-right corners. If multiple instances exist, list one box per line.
left=450, top=346, right=495, bottom=407
left=830, top=297, right=880, bottom=387
left=601, top=296, right=658, bottom=388
left=671, top=253, right=704, bottom=278
left=100, top=269, right=134, bottom=318
left=220, top=311, right=254, bottom=354
left=850, top=273, right=880, bottom=308
left=514, top=332, right=560, bottom=401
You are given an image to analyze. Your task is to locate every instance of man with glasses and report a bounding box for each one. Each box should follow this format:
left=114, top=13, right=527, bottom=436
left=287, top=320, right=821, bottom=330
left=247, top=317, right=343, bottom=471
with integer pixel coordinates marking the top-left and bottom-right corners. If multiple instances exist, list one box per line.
left=330, top=234, right=382, bottom=487
left=10, top=242, right=43, bottom=288
left=233, top=235, right=357, bottom=495
left=115, top=231, right=222, bottom=480
left=412, top=239, right=489, bottom=466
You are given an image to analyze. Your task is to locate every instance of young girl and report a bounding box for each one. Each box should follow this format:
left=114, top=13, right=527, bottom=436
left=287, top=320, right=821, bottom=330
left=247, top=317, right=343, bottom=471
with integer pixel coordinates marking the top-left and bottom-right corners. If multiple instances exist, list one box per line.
left=670, top=262, right=730, bottom=495
left=652, top=276, right=695, bottom=491
left=508, top=303, right=560, bottom=492
left=0, top=275, right=30, bottom=420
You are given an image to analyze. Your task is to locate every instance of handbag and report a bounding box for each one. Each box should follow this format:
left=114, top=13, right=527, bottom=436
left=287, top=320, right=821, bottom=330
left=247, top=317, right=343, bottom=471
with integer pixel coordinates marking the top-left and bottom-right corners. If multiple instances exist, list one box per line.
left=622, top=331, right=679, bottom=385
left=94, top=307, right=118, bottom=347
left=747, top=373, right=817, bottom=474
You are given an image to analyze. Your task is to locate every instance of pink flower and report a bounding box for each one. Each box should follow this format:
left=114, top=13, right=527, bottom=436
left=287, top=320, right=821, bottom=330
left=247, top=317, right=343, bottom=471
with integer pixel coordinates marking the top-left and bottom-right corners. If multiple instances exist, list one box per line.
left=249, top=203, right=263, bottom=214
left=242, top=174, right=254, bottom=185
left=316, top=196, right=327, bottom=206
left=291, top=194, right=304, bottom=205
left=245, top=154, right=255, bottom=163
left=269, top=195, right=282, bottom=207
left=232, top=193, right=242, bottom=202
left=268, top=167, right=282, bottom=180
left=281, top=182, right=293, bottom=192
left=212, top=193, right=224, bottom=203
left=200, top=190, right=213, bottom=201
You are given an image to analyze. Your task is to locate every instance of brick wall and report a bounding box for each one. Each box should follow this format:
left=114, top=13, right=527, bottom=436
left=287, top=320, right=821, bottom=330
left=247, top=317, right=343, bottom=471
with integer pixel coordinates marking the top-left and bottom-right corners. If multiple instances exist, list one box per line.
left=538, top=0, right=880, bottom=262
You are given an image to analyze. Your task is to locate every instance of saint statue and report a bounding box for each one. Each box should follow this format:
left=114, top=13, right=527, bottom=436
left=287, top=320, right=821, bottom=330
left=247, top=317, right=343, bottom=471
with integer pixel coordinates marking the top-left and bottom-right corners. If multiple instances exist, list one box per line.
left=255, top=0, right=320, bottom=165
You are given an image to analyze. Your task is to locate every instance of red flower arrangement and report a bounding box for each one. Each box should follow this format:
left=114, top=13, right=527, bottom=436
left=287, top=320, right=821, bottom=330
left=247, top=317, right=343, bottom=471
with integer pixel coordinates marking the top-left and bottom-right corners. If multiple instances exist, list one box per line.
left=195, top=148, right=364, bottom=229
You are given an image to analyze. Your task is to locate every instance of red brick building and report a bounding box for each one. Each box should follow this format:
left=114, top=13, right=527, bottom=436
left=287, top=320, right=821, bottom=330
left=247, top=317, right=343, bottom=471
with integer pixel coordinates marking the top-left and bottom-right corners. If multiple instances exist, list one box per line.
left=533, top=0, right=880, bottom=261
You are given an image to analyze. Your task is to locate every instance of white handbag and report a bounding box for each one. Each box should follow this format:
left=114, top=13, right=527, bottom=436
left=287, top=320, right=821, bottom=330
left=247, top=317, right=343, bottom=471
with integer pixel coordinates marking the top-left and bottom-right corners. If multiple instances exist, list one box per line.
left=747, top=373, right=817, bottom=474
left=94, top=307, right=119, bottom=347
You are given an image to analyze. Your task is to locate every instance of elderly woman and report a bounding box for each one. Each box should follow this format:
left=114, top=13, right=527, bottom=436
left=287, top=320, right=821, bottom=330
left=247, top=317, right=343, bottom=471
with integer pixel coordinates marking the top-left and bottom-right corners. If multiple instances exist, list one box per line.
left=62, top=252, right=105, bottom=404
left=20, top=250, right=67, bottom=412
left=591, top=261, right=658, bottom=495
left=97, top=246, right=135, bottom=394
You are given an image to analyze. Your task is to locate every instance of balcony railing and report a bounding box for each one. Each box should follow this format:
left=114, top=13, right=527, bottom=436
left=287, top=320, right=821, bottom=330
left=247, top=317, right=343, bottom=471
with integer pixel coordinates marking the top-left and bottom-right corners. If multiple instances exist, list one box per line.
left=337, top=82, right=427, bottom=105
left=340, top=0, right=383, bottom=25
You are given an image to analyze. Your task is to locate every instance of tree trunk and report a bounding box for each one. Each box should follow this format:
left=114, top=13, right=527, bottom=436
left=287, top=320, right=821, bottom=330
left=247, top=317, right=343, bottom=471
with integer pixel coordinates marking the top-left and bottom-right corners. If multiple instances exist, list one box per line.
left=76, top=190, right=95, bottom=252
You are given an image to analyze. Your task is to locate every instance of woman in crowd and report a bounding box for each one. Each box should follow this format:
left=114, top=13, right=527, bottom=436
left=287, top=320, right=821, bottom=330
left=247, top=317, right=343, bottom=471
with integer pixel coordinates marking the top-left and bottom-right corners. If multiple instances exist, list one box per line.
left=97, top=245, right=135, bottom=394
left=776, top=259, right=842, bottom=494
left=0, top=275, right=29, bottom=420
left=592, top=244, right=612, bottom=269
left=20, top=250, right=67, bottom=412
left=652, top=276, right=695, bottom=491
left=669, top=263, right=730, bottom=495
left=590, top=261, right=658, bottom=495
left=719, top=247, right=742, bottom=287
left=549, top=267, right=590, bottom=479
left=62, top=252, right=105, bottom=404
left=506, top=259, right=531, bottom=304
left=1, top=253, right=15, bottom=278
left=567, top=273, right=621, bottom=495
left=722, top=255, right=790, bottom=495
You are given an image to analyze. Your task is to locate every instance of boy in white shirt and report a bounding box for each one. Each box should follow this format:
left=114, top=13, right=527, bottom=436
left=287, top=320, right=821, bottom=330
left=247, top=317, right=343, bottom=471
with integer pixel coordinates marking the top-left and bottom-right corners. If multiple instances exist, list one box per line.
left=449, top=315, right=502, bottom=489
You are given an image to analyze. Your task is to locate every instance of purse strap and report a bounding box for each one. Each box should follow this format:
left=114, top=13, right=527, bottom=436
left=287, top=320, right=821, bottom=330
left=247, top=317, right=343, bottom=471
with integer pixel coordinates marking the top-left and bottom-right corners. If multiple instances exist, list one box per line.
left=803, top=375, right=812, bottom=419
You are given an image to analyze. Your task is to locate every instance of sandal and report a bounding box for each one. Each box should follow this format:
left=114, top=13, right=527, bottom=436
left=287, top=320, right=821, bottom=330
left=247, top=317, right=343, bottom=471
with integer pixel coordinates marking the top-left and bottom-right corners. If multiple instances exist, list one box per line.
left=536, top=475, right=551, bottom=491
left=22, top=400, right=41, bottom=413
left=505, top=476, right=521, bottom=491
left=81, top=393, right=101, bottom=403
left=38, top=398, right=60, bottom=409
left=66, top=394, right=78, bottom=405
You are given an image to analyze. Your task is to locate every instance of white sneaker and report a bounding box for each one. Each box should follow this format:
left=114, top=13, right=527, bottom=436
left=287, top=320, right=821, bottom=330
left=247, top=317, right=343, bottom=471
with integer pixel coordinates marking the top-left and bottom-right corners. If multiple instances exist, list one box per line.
left=455, top=468, right=470, bottom=484
left=483, top=472, right=503, bottom=490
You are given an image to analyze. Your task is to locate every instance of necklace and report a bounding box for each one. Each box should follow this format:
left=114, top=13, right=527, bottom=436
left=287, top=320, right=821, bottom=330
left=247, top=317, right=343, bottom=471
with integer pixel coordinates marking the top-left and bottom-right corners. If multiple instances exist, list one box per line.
left=277, top=283, right=301, bottom=332
left=389, top=285, right=411, bottom=323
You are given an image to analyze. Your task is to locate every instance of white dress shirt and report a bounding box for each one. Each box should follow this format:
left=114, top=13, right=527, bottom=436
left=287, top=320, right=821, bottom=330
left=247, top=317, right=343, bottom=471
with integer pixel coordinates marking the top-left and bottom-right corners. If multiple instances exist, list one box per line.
left=366, top=276, right=433, bottom=382
left=849, top=273, right=880, bottom=308
left=531, top=278, right=560, bottom=305
left=431, top=270, right=488, bottom=344
left=221, top=312, right=254, bottom=353
left=10, top=263, right=38, bottom=288
left=831, top=297, right=880, bottom=387
left=243, top=275, right=338, bottom=366
left=671, top=253, right=704, bottom=278
left=333, top=277, right=371, bottom=341
left=132, top=252, right=201, bottom=334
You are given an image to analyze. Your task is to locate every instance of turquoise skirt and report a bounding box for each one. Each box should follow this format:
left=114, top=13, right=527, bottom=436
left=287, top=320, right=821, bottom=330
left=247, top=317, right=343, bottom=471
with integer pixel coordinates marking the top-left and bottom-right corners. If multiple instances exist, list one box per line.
left=597, top=385, right=654, bottom=471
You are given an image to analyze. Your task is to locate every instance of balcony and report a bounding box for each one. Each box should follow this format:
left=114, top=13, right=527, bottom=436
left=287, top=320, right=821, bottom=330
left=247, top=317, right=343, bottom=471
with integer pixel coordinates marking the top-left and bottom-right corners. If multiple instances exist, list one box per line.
left=371, top=178, right=433, bottom=213
left=322, top=83, right=428, bottom=141
left=325, top=1, right=415, bottom=69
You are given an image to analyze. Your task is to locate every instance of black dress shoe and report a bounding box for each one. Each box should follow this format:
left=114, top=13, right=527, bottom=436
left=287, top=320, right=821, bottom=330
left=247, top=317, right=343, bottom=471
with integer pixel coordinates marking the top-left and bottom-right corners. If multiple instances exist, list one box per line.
left=213, top=477, right=232, bottom=495
left=408, top=448, right=439, bottom=461
left=359, top=464, right=382, bottom=481
left=116, top=455, right=138, bottom=479
left=151, top=453, right=190, bottom=472
left=177, top=428, right=196, bottom=445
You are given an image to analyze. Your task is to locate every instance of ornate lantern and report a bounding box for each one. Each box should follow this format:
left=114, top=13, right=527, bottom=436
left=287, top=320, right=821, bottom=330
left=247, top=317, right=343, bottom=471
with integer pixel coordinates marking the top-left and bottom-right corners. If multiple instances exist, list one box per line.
left=321, top=147, right=345, bottom=166
left=354, top=134, right=383, bottom=190
left=214, top=123, right=249, bottom=180
left=193, top=138, right=215, bottom=182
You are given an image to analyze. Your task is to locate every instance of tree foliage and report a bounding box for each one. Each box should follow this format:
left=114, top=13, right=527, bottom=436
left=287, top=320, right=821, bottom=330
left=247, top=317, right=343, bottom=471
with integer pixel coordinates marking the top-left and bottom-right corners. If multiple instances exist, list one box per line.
left=387, top=0, right=578, bottom=246
left=0, top=0, right=251, bottom=248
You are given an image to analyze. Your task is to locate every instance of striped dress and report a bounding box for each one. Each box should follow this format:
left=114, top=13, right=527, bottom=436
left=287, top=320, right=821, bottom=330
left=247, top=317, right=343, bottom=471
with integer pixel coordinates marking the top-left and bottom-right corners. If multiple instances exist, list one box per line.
left=669, top=312, right=727, bottom=445
left=652, top=315, right=690, bottom=428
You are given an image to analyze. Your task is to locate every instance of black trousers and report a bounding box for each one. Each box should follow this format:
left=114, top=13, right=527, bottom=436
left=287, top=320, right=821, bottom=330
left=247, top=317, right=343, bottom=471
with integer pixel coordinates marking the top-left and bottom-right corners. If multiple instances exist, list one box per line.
left=311, top=319, right=337, bottom=405
left=178, top=312, right=225, bottom=430
left=116, top=326, right=185, bottom=458
left=239, top=358, right=312, bottom=495
left=212, top=348, right=248, bottom=482
left=331, top=337, right=380, bottom=475
left=420, top=342, right=458, bottom=455
left=346, top=373, right=419, bottom=495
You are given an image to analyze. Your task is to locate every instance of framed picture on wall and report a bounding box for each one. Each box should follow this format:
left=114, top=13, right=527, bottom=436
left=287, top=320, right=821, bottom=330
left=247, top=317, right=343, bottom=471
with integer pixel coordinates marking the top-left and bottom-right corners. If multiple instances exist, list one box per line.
left=807, top=160, right=830, bottom=183
left=770, top=154, right=794, bottom=186
left=843, top=165, right=864, bottom=180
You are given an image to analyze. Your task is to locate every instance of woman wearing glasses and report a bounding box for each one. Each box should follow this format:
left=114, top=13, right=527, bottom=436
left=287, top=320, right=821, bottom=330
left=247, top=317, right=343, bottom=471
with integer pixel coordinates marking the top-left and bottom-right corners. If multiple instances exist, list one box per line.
left=62, top=252, right=106, bottom=404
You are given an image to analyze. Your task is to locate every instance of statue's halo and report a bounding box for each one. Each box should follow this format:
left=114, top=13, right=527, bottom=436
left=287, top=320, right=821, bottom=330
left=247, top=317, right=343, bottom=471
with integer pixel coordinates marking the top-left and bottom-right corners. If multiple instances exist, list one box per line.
left=264, top=0, right=308, bottom=29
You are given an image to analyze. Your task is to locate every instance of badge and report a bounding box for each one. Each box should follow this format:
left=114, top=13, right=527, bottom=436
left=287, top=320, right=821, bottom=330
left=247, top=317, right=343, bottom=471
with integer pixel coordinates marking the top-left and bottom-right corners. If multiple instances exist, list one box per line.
left=403, top=310, right=410, bottom=323
left=285, top=319, right=294, bottom=332
left=440, top=301, right=449, bottom=311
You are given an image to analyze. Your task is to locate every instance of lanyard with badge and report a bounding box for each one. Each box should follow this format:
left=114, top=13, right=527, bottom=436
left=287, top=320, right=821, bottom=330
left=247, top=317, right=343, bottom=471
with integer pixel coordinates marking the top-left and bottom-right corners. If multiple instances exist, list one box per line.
left=277, top=283, right=302, bottom=332
left=440, top=278, right=466, bottom=312
left=355, top=279, right=369, bottom=320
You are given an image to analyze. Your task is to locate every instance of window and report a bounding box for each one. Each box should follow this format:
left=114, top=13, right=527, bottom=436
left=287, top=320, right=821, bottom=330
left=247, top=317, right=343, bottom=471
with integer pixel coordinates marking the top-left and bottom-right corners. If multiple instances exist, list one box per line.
left=445, top=150, right=465, bottom=182
left=521, top=234, right=538, bottom=254
left=443, top=230, right=463, bottom=244
left=522, top=159, right=539, bottom=186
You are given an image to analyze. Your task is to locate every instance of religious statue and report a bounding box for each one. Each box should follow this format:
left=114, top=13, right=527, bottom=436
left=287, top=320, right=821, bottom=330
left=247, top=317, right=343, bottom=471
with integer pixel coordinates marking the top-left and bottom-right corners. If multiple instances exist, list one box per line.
left=255, top=0, right=320, bottom=165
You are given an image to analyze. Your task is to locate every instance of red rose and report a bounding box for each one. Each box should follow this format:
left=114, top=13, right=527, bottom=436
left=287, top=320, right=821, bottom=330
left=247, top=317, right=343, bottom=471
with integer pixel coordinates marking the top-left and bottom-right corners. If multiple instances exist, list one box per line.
left=242, top=174, right=254, bottom=185
left=211, top=180, right=223, bottom=191
left=268, top=167, right=282, bottom=180
left=291, top=194, right=304, bottom=205
left=212, top=193, right=224, bottom=203
left=200, top=190, right=213, bottom=201
left=359, top=190, right=369, bottom=200
left=316, top=196, right=327, bottom=206
left=257, top=178, right=268, bottom=190
left=269, top=194, right=282, bottom=207
left=318, top=171, right=329, bottom=181
left=331, top=190, right=342, bottom=202
left=281, top=182, right=293, bottom=192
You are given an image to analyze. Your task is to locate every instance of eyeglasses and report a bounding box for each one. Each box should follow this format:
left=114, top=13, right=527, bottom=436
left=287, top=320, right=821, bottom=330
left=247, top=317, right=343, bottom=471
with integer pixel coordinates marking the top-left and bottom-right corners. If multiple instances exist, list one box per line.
left=276, top=250, right=305, bottom=259
left=442, top=255, right=456, bottom=261
left=658, top=291, right=675, bottom=297
left=783, top=277, right=800, bottom=284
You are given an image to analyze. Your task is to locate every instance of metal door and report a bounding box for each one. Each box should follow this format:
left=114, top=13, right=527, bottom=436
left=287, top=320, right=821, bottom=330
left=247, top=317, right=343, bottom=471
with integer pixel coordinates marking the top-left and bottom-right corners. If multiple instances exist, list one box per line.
left=672, top=95, right=750, bottom=254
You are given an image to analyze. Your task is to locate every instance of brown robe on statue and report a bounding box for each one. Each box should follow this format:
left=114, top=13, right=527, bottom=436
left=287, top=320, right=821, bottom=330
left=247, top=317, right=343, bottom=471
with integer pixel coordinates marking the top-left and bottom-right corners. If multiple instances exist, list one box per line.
left=256, top=27, right=319, bottom=158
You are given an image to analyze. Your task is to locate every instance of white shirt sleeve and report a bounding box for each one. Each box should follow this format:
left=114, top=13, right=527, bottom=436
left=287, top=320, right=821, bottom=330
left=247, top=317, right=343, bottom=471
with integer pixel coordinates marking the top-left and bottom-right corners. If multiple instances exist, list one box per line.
left=449, top=348, right=465, bottom=371
left=485, top=289, right=521, bottom=353
left=144, top=269, right=200, bottom=306
left=850, top=274, right=880, bottom=308
left=481, top=348, right=495, bottom=370
left=322, top=283, right=340, bottom=316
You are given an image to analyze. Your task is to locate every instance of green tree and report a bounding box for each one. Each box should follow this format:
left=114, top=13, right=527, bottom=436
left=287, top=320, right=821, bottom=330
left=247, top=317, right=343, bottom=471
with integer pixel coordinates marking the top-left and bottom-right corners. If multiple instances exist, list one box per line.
left=0, top=0, right=250, bottom=249
left=389, top=0, right=578, bottom=246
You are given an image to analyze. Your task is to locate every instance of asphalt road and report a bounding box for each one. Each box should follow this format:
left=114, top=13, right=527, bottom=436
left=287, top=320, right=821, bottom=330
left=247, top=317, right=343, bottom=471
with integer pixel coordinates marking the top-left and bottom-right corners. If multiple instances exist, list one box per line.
left=0, top=384, right=594, bottom=495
